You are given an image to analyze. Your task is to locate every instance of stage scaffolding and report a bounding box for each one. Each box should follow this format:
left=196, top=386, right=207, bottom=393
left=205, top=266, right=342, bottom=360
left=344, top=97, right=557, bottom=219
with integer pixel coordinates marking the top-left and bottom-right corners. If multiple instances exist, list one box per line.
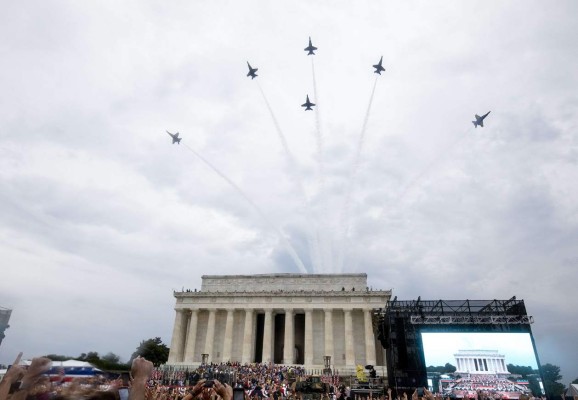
left=375, top=297, right=537, bottom=393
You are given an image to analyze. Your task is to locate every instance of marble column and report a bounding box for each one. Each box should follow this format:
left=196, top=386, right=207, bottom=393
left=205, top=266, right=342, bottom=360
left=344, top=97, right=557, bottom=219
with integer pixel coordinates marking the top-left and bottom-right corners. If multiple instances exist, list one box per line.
left=363, top=309, right=376, bottom=365
left=324, top=308, right=334, bottom=363
left=344, top=309, right=355, bottom=366
left=304, top=309, right=314, bottom=365
left=262, top=309, right=274, bottom=363
left=204, top=309, right=216, bottom=362
left=168, top=309, right=186, bottom=363
left=283, top=309, right=295, bottom=364
left=241, top=309, right=254, bottom=363
left=222, top=309, right=235, bottom=362
left=184, top=309, right=198, bottom=363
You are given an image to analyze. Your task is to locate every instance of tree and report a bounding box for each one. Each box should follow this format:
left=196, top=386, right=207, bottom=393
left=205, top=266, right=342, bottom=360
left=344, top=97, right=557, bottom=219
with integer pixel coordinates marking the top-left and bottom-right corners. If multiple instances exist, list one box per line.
left=130, top=337, right=169, bottom=367
left=507, top=364, right=536, bottom=377
left=542, top=363, right=565, bottom=397
left=101, top=352, right=121, bottom=364
left=527, top=375, right=542, bottom=397
left=426, top=363, right=457, bottom=374
left=78, top=351, right=101, bottom=364
left=572, top=377, right=578, bottom=384
left=75, top=351, right=128, bottom=371
left=43, top=354, right=70, bottom=361
left=444, top=362, right=457, bottom=373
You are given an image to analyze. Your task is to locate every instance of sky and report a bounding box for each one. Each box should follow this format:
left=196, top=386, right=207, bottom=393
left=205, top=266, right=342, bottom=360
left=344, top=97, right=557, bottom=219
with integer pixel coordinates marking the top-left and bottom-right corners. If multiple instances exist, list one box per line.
left=1, top=0, right=577, bottom=382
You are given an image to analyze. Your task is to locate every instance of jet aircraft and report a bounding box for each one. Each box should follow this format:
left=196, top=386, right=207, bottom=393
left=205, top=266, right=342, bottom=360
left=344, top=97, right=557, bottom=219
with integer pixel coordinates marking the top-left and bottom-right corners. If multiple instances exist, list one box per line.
left=167, top=130, right=182, bottom=144
left=246, top=62, right=258, bottom=79
left=301, top=95, right=315, bottom=111
left=472, top=111, right=491, bottom=128
left=373, top=56, right=386, bottom=74
left=304, top=37, right=317, bottom=55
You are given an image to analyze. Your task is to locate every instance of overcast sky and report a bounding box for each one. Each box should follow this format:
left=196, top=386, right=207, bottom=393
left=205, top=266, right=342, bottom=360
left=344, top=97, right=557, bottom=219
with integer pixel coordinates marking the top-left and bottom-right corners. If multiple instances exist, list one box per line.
left=1, top=0, right=577, bottom=382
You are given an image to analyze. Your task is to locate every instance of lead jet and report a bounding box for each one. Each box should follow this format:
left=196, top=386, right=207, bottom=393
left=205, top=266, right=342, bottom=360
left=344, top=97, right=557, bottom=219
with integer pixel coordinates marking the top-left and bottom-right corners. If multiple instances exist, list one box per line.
left=246, top=62, right=258, bottom=79
left=301, top=95, right=315, bottom=111
left=304, top=37, right=317, bottom=55
left=373, top=56, right=386, bottom=74
left=166, top=130, right=182, bottom=144
left=472, top=111, right=491, bottom=128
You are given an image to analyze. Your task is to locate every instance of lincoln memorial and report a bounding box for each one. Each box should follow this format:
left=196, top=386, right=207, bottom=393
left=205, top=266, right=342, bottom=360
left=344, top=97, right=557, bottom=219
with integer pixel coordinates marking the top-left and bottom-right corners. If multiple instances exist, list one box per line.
left=167, top=273, right=391, bottom=370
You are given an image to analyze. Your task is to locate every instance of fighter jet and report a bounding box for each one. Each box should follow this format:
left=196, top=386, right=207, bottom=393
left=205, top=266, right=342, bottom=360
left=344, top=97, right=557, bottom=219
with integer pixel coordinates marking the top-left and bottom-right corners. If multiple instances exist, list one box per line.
left=246, top=62, right=258, bottom=79
left=166, top=130, right=182, bottom=144
left=373, top=56, right=386, bottom=74
left=301, top=95, right=315, bottom=111
left=304, top=37, right=317, bottom=55
left=472, top=111, right=491, bottom=128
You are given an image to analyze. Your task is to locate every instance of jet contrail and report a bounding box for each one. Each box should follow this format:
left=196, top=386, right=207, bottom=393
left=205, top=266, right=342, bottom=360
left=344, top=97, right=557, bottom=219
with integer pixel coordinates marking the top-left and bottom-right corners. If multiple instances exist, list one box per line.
left=379, top=129, right=470, bottom=222
left=312, top=58, right=325, bottom=191
left=311, top=57, right=329, bottom=273
left=182, top=142, right=309, bottom=274
left=256, top=81, right=324, bottom=273
left=256, top=82, right=299, bottom=177
left=337, top=75, right=380, bottom=271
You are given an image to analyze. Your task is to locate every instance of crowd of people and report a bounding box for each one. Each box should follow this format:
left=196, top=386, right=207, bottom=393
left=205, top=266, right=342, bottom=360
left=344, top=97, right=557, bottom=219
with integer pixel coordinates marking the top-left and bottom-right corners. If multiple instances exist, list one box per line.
left=0, top=356, right=349, bottom=400
left=443, top=375, right=533, bottom=400
left=0, top=356, right=556, bottom=400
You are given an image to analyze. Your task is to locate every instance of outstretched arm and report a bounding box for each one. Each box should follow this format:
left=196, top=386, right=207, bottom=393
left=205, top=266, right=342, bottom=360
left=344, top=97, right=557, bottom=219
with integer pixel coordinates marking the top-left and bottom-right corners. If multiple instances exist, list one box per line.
left=0, top=353, right=24, bottom=400
left=214, top=380, right=233, bottom=400
left=128, top=357, right=154, bottom=400
left=10, top=357, right=52, bottom=400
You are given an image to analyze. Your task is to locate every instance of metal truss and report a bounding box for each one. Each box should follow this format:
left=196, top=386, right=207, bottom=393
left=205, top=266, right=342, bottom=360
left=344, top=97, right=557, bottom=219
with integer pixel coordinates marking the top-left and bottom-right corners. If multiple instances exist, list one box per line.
left=410, top=314, right=534, bottom=325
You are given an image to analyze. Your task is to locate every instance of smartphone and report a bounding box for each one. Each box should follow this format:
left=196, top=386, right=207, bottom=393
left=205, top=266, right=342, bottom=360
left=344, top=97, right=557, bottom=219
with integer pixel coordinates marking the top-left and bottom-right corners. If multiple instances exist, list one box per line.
left=417, top=388, right=424, bottom=397
left=233, top=388, right=245, bottom=400
left=118, top=388, right=129, bottom=400
left=204, top=380, right=215, bottom=388
left=121, top=372, right=131, bottom=387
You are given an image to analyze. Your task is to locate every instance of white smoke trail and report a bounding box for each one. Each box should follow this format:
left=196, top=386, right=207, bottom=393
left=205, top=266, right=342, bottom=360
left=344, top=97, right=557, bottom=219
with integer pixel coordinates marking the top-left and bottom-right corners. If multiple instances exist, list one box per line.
left=378, top=129, right=471, bottom=222
left=256, top=82, right=299, bottom=177
left=182, top=143, right=309, bottom=274
left=256, top=81, right=322, bottom=273
left=257, top=82, right=320, bottom=271
left=311, top=57, right=329, bottom=273
left=312, top=58, right=325, bottom=192
left=337, top=76, right=380, bottom=271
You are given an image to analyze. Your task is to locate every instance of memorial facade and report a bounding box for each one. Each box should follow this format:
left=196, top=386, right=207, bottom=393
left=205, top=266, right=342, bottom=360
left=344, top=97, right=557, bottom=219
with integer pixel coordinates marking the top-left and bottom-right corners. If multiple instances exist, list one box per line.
left=454, top=349, right=510, bottom=374
left=167, top=273, right=391, bottom=370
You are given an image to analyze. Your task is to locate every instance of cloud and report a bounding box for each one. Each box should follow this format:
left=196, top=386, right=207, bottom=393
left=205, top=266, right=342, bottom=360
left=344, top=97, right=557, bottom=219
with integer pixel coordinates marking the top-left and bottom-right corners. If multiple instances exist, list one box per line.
left=0, top=0, right=577, bottom=382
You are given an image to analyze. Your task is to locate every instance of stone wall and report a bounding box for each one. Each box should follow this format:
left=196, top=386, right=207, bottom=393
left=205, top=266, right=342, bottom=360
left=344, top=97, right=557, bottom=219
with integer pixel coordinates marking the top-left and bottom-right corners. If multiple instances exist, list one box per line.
left=201, top=273, right=369, bottom=292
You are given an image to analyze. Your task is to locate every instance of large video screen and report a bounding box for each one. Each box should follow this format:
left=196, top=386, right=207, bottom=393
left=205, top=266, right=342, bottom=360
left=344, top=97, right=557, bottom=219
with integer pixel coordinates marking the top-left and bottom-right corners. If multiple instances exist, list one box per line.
left=421, top=332, right=541, bottom=397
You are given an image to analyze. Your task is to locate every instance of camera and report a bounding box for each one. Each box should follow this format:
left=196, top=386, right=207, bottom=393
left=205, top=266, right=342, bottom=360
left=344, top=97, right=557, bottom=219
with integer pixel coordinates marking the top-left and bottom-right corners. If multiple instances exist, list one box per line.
left=204, top=380, right=215, bottom=388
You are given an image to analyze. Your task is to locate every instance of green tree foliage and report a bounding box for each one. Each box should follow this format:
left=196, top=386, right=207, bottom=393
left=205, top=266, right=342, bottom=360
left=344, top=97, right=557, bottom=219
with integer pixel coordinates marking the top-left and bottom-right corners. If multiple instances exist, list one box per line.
left=43, top=354, right=70, bottom=361
left=542, top=363, right=565, bottom=397
left=77, top=351, right=101, bottom=364
left=44, top=351, right=128, bottom=371
left=101, top=352, right=121, bottom=364
left=527, top=376, right=543, bottom=397
left=506, top=364, right=543, bottom=396
left=507, top=364, right=536, bottom=377
left=130, top=337, right=169, bottom=367
left=426, top=363, right=457, bottom=374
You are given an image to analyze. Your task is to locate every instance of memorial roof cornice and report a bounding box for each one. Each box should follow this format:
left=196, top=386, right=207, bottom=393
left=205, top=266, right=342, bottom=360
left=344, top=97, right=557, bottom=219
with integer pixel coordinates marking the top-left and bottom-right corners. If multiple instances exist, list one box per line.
left=174, top=289, right=392, bottom=298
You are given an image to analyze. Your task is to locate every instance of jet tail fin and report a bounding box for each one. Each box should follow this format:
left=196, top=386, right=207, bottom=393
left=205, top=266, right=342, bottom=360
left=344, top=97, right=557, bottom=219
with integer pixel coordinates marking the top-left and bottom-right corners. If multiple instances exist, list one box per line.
left=472, top=121, right=477, bottom=128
